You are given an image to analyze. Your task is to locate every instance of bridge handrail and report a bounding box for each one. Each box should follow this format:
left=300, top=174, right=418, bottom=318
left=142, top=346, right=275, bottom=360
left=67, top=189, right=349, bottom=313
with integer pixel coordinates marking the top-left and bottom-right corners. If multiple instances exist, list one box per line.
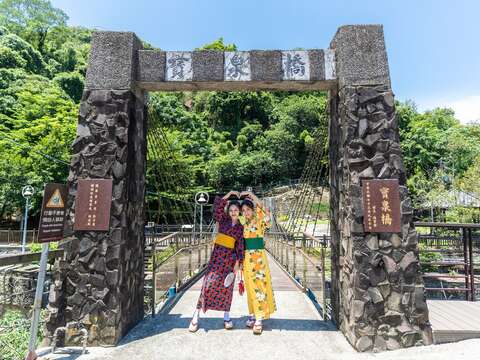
left=151, top=232, right=180, bottom=248
left=151, top=234, right=211, bottom=272
left=147, top=230, right=215, bottom=316
left=414, top=222, right=478, bottom=301
left=415, top=222, right=480, bottom=229
left=0, top=249, right=64, bottom=267
left=0, top=229, right=39, bottom=245
left=265, top=230, right=329, bottom=319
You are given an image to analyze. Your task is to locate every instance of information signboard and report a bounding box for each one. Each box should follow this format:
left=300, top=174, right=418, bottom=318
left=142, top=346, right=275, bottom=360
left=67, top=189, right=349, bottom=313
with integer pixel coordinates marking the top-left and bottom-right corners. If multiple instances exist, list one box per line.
left=38, top=183, right=67, bottom=242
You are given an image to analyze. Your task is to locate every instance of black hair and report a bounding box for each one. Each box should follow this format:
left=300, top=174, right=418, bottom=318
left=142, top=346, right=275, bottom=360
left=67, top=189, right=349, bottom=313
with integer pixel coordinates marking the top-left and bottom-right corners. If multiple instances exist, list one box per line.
left=227, top=200, right=241, bottom=212
left=241, top=199, right=255, bottom=210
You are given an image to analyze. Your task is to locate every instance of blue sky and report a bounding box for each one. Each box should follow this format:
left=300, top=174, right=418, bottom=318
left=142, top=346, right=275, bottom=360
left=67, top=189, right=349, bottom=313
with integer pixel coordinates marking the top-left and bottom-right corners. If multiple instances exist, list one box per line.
left=52, top=0, right=480, bottom=123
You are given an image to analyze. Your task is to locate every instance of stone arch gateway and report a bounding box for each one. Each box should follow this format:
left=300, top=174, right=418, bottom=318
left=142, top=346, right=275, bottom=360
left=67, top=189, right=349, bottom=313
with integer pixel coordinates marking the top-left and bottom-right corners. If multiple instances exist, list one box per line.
left=46, top=25, right=433, bottom=352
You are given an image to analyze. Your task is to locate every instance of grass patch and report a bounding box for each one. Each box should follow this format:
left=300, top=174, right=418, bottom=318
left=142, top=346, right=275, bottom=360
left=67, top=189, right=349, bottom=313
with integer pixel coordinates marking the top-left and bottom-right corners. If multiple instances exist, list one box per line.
left=292, top=218, right=329, bottom=226
left=309, top=202, right=329, bottom=214
left=28, top=242, right=58, bottom=253
left=0, top=309, right=46, bottom=360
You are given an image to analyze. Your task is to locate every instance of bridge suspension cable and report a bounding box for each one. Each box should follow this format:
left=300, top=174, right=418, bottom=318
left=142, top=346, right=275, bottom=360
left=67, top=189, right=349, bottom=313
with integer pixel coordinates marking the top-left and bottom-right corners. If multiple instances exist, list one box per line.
left=282, top=127, right=329, bottom=238
left=146, top=104, right=199, bottom=226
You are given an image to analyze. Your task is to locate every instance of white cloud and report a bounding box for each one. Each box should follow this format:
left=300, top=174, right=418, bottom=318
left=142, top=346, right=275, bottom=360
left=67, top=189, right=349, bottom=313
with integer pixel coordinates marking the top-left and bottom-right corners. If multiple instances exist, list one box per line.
left=445, top=95, right=480, bottom=124
left=420, top=95, right=480, bottom=124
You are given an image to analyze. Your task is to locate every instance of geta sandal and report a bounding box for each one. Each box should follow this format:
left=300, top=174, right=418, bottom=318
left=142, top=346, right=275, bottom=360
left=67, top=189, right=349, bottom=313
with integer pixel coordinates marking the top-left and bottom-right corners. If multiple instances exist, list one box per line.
left=189, top=320, right=199, bottom=332
left=253, top=323, right=263, bottom=335
left=224, top=320, right=234, bottom=330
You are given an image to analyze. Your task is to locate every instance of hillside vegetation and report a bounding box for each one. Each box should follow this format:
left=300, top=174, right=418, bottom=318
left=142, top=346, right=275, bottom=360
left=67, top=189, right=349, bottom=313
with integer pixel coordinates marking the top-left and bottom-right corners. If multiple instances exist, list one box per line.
left=0, top=0, right=479, bottom=223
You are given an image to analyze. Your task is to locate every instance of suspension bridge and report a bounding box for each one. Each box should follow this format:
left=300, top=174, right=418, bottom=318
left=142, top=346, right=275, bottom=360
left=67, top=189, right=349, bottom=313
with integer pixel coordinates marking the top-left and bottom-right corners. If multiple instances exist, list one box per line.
left=2, top=25, right=480, bottom=359
left=32, top=109, right=480, bottom=359
left=35, top=226, right=480, bottom=360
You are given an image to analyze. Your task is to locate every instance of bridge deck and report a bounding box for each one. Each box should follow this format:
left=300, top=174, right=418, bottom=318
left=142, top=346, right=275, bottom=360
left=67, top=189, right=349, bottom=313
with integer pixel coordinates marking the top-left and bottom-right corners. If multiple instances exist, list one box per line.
left=40, top=255, right=480, bottom=360
left=428, top=300, right=480, bottom=344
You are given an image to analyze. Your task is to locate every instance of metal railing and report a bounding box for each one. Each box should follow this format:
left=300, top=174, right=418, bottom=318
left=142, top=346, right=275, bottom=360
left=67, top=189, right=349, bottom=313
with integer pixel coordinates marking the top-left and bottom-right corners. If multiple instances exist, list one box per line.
left=145, top=224, right=215, bottom=245
left=265, top=230, right=330, bottom=320
left=0, top=229, right=39, bottom=245
left=145, top=230, right=214, bottom=317
left=415, top=222, right=479, bottom=301
left=0, top=249, right=64, bottom=266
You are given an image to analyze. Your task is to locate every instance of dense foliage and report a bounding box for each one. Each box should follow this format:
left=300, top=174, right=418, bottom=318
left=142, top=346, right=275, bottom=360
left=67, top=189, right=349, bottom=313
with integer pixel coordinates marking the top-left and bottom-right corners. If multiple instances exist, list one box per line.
left=0, top=0, right=479, bottom=224
left=148, top=90, right=328, bottom=193
left=397, top=102, right=480, bottom=221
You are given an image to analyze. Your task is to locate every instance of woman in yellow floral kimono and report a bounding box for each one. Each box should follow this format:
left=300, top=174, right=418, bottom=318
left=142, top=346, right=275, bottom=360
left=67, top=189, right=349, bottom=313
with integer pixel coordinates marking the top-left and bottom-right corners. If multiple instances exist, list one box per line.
left=240, top=191, right=276, bottom=335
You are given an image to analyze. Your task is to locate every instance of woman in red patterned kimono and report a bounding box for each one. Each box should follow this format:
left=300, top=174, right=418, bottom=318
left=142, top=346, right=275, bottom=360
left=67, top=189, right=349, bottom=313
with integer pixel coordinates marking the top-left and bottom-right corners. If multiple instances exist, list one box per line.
left=189, top=191, right=244, bottom=332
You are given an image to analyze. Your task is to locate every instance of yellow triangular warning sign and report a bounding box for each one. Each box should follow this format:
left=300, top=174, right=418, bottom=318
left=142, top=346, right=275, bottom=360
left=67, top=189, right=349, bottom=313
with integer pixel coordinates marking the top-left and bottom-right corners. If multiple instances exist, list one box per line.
left=46, top=189, right=64, bottom=208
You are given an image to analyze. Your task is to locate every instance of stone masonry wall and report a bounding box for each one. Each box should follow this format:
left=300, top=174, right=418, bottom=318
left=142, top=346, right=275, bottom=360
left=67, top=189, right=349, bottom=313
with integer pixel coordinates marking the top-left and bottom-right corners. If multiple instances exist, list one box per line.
left=329, top=84, right=433, bottom=351
left=45, top=89, right=146, bottom=346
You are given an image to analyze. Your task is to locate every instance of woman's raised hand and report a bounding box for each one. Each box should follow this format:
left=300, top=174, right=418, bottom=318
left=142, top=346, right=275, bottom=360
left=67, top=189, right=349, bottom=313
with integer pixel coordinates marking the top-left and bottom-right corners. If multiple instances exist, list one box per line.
left=223, top=190, right=240, bottom=200
left=241, top=191, right=260, bottom=204
left=240, top=190, right=251, bottom=198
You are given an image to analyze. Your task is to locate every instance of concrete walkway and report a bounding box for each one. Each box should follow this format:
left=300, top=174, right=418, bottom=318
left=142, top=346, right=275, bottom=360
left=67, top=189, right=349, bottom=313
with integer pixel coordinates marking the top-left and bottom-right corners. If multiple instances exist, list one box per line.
left=39, top=254, right=480, bottom=360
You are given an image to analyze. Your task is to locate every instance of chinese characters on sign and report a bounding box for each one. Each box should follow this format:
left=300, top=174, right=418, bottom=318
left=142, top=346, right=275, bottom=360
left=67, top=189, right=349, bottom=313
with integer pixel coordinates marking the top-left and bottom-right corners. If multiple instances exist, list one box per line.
left=74, top=179, right=113, bottom=231
left=362, top=179, right=401, bottom=233
left=282, top=51, right=310, bottom=81
left=225, top=51, right=251, bottom=81
left=166, top=52, right=192, bottom=81
left=38, top=183, right=67, bottom=242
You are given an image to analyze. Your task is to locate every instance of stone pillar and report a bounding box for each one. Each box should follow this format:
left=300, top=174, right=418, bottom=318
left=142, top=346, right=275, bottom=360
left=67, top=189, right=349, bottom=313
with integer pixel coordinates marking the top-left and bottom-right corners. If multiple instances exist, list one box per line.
left=328, top=25, right=432, bottom=351
left=45, top=32, right=147, bottom=346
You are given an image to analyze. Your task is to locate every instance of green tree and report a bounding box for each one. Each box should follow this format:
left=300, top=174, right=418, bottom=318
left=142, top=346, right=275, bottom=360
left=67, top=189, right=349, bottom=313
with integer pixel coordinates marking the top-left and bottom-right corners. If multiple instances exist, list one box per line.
left=0, top=32, right=45, bottom=73
left=53, top=71, right=84, bottom=101
left=0, top=0, right=68, bottom=53
left=194, top=91, right=275, bottom=136
left=196, top=37, right=236, bottom=51
left=456, top=156, right=480, bottom=198
left=236, top=123, right=263, bottom=152
left=0, top=44, right=27, bottom=68
left=399, top=105, right=480, bottom=200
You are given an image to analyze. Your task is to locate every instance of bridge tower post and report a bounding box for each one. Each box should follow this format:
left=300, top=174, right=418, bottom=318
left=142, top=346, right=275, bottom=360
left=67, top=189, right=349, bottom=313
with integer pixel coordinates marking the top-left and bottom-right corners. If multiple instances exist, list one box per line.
left=328, top=25, right=433, bottom=351
left=45, top=32, right=147, bottom=345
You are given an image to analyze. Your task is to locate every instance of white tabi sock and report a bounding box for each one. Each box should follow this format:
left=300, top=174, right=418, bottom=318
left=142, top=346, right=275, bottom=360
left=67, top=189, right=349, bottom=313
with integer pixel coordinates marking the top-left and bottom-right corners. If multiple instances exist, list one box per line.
left=192, top=309, right=200, bottom=323
left=223, top=311, right=230, bottom=321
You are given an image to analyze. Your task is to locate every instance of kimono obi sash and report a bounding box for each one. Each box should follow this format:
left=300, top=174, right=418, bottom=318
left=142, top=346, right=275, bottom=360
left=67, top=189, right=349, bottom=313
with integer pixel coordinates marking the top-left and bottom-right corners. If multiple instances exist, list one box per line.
left=214, top=233, right=236, bottom=249
left=245, top=237, right=264, bottom=250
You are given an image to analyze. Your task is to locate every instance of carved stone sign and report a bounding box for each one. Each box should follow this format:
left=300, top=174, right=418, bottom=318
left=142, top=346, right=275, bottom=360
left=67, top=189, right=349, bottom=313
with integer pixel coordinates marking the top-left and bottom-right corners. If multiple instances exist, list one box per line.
left=74, top=179, right=113, bottom=231
left=166, top=51, right=192, bottom=81
left=282, top=50, right=310, bottom=80
left=38, top=183, right=67, bottom=242
left=224, top=51, right=251, bottom=81
left=362, top=179, right=401, bottom=233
